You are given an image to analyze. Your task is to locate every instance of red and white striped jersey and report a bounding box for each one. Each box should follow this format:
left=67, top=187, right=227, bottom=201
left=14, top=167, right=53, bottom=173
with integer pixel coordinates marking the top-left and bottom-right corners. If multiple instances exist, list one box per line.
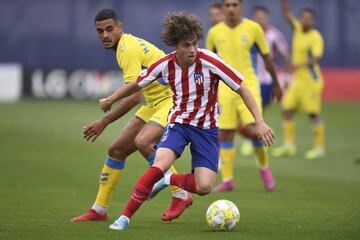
left=257, top=25, right=289, bottom=85
left=137, top=48, right=244, bottom=129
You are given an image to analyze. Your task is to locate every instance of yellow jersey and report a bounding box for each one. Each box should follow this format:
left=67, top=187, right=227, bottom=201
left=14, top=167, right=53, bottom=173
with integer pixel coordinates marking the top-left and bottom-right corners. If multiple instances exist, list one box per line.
left=291, top=18, right=324, bottom=82
left=116, top=33, right=171, bottom=106
left=206, top=18, right=269, bottom=84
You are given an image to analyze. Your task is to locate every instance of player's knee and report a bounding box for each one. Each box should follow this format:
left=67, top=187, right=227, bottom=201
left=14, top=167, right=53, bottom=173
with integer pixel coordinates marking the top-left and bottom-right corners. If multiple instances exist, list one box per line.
left=283, top=110, right=294, bottom=120
left=134, top=135, right=151, bottom=153
left=219, top=130, right=235, bottom=142
left=196, top=183, right=213, bottom=196
left=108, top=144, right=125, bottom=160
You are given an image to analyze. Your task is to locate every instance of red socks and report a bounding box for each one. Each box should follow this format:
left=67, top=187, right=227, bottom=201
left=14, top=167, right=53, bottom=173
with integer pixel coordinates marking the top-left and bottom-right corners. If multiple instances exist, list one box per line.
left=122, top=167, right=163, bottom=219
left=170, top=173, right=197, bottom=193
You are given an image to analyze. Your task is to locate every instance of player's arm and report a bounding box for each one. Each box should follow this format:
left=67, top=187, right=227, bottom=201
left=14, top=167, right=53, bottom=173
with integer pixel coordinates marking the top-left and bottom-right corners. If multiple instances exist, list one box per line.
left=99, top=58, right=165, bottom=112
left=280, top=0, right=296, bottom=28
left=235, top=84, right=274, bottom=146
left=292, top=57, right=321, bottom=70
left=261, top=53, right=283, bottom=100
left=204, top=52, right=274, bottom=146
left=83, top=90, right=141, bottom=142
left=99, top=82, right=141, bottom=112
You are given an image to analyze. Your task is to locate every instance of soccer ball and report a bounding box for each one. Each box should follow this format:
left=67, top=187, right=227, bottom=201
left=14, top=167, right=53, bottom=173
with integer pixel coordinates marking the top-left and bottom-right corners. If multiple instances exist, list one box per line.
left=206, top=199, right=240, bottom=231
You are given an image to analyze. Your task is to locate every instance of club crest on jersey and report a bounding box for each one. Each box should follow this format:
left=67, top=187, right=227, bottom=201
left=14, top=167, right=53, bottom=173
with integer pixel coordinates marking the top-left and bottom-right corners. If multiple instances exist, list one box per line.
left=193, top=72, right=204, bottom=85
left=241, top=34, right=248, bottom=44
left=139, top=69, right=147, bottom=77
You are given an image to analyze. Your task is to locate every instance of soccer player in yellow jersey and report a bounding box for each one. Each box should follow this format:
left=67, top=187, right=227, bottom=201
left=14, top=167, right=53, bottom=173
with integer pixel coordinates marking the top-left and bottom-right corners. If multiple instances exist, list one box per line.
left=272, top=0, right=325, bottom=160
left=206, top=0, right=282, bottom=192
left=71, top=9, right=192, bottom=222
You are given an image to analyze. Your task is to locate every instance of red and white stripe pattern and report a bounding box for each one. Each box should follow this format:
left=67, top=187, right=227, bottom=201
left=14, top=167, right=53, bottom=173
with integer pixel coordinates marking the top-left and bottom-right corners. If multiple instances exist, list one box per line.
left=257, top=25, right=289, bottom=85
left=137, top=48, right=244, bottom=129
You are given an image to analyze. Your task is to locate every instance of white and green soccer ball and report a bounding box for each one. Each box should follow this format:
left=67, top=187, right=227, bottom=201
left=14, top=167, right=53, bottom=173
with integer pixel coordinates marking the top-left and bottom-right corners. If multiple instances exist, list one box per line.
left=206, top=199, right=240, bottom=231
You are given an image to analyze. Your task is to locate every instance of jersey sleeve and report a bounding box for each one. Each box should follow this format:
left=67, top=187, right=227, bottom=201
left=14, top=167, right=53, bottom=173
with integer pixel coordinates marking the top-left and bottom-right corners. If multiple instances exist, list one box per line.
left=136, top=57, right=168, bottom=88
left=254, top=24, right=270, bottom=55
left=290, top=17, right=301, bottom=32
left=310, top=32, right=324, bottom=58
left=201, top=51, right=244, bottom=91
left=205, top=29, right=217, bottom=53
left=117, top=44, right=143, bottom=83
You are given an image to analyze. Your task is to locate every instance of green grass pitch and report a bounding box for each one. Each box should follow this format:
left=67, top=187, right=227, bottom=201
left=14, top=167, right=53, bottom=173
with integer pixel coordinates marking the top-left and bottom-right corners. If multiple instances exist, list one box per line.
left=0, top=100, right=359, bottom=239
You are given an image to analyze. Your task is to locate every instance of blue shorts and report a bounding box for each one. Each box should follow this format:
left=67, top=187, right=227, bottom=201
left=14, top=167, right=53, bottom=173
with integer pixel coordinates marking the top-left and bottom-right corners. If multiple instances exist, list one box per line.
left=260, top=83, right=273, bottom=107
left=157, top=123, right=219, bottom=173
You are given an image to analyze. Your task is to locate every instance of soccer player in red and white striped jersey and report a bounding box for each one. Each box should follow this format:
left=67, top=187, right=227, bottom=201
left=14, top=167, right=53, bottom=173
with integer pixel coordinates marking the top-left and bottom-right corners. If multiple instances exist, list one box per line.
left=136, top=48, right=244, bottom=129
left=99, top=12, right=274, bottom=231
left=253, top=5, right=290, bottom=104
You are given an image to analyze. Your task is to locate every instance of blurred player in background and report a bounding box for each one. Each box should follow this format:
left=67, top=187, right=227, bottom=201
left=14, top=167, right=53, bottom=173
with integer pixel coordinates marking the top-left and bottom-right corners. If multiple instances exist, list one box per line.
left=71, top=9, right=192, bottom=223
left=239, top=5, right=290, bottom=157
left=209, top=3, right=224, bottom=26
left=272, top=0, right=325, bottom=159
left=98, top=11, right=274, bottom=230
left=206, top=0, right=282, bottom=192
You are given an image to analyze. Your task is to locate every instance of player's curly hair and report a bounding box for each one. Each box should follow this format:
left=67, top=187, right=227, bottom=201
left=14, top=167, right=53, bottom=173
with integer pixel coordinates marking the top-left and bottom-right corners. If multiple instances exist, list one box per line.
left=161, top=11, right=204, bottom=46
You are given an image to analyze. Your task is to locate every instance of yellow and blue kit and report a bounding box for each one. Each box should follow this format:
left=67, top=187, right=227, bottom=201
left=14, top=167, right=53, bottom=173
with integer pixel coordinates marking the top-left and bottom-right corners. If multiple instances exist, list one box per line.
left=116, top=33, right=172, bottom=127
left=282, top=18, right=324, bottom=114
left=206, top=19, right=269, bottom=128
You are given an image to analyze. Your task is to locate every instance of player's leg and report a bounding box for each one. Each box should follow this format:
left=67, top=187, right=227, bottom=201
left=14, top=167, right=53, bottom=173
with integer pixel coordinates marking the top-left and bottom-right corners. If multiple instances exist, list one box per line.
left=213, top=129, right=236, bottom=192
left=168, top=125, right=219, bottom=195
left=110, top=124, right=188, bottom=230
left=109, top=147, right=178, bottom=230
left=260, top=82, right=274, bottom=112
left=304, top=82, right=325, bottom=159
left=135, top=121, right=192, bottom=221
left=160, top=125, right=219, bottom=220
left=272, top=82, right=299, bottom=157
left=135, top=100, right=188, bottom=197
left=238, top=82, right=275, bottom=191
left=238, top=120, right=254, bottom=156
left=71, top=116, right=145, bottom=222
left=213, top=88, right=238, bottom=192
left=238, top=82, right=273, bottom=156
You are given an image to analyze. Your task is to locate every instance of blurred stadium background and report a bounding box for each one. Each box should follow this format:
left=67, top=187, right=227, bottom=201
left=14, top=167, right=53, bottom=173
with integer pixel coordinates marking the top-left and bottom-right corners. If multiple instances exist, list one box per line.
left=1, top=0, right=359, bottom=101
left=0, top=0, right=359, bottom=239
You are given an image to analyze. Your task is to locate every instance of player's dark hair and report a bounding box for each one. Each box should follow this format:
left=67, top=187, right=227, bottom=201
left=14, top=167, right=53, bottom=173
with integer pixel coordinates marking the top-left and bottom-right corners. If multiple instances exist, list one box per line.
left=161, top=12, right=204, bottom=46
left=94, top=9, right=119, bottom=22
left=253, top=5, right=269, bottom=14
left=301, top=8, right=316, bottom=19
left=210, top=3, right=223, bottom=9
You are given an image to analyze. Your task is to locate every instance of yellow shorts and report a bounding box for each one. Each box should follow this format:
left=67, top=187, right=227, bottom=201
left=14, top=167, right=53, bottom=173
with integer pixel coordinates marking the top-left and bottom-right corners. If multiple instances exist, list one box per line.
left=135, top=98, right=172, bottom=128
left=281, top=79, right=323, bottom=114
left=218, top=81, right=262, bottom=129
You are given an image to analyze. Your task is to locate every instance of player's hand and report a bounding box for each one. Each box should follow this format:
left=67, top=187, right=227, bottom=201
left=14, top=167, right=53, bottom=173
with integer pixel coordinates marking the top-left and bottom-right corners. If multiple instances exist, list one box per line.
left=272, top=84, right=283, bottom=102
left=99, top=97, right=112, bottom=112
left=83, top=119, right=108, bottom=142
left=255, top=121, right=275, bottom=147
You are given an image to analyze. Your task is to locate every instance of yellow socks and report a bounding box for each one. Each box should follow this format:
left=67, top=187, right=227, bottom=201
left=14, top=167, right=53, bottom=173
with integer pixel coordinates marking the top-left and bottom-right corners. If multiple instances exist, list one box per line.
left=252, top=139, right=269, bottom=168
left=283, top=120, right=295, bottom=146
left=95, top=156, right=125, bottom=208
left=219, top=142, right=236, bottom=181
left=313, top=121, right=325, bottom=149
